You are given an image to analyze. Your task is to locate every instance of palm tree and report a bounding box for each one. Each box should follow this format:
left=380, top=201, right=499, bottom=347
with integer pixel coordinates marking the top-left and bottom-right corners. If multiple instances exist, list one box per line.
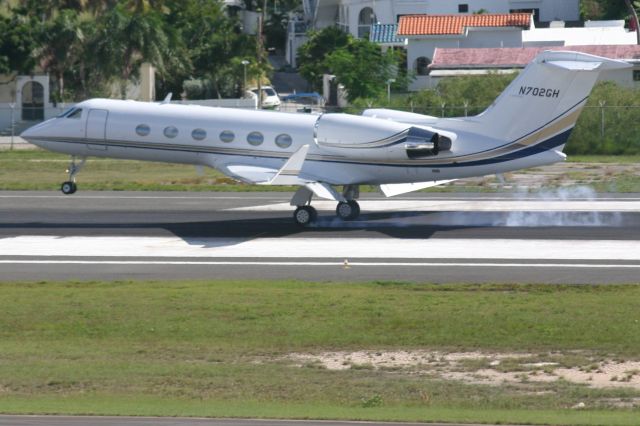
left=624, top=0, right=640, bottom=44
left=93, top=5, right=171, bottom=98
left=37, top=9, right=86, bottom=101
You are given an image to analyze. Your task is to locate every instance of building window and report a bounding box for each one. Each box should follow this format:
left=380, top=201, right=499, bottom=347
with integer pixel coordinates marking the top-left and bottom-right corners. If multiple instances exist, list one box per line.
left=633, top=70, right=640, bottom=81
left=163, top=126, right=178, bottom=138
left=220, top=130, right=235, bottom=143
left=275, top=133, right=292, bottom=148
left=136, top=124, right=150, bottom=136
left=415, top=57, right=431, bottom=76
left=247, top=131, right=264, bottom=146
left=358, top=7, right=376, bottom=38
left=191, top=128, right=207, bottom=141
left=458, top=4, right=468, bottom=13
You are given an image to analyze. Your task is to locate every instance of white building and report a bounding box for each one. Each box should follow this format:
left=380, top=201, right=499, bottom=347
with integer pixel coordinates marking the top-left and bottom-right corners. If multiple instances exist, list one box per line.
left=287, top=0, right=580, bottom=67
left=428, top=45, right=640, bottom=88
left=398, top=13, right=534, bottom=90
left=0, top=75, right=57, bottom=135
left=523, top=20, right=636, bottom=46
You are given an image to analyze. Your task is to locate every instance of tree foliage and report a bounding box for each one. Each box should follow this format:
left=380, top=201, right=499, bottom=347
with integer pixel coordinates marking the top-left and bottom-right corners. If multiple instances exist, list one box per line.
left=297, top=26, right=350, bottom=92
left=0, top=0, right=269, bottom=101
left=580, top=0, right=629, bottom=20
left=0, top=13, right=39, bottom=75
left=297, top=26, right=406, bottom=101
left=366, top=74, right=640, bottom=155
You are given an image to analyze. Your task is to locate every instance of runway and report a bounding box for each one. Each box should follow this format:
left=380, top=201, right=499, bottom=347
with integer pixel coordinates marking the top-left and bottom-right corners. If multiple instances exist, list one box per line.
left=1, top=191, right=639, bottom=283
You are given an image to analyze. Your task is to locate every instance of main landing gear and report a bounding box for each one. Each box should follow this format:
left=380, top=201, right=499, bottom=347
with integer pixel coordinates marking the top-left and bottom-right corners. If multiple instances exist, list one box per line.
left=61, top=156, right=86, bottom=195
left=291, top=185, right=361, bottom=227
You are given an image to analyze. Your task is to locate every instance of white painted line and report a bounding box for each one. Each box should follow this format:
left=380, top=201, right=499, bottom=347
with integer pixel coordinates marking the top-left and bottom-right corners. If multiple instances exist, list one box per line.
left=230, top=200, right=640, bottom=212
left=1, top=236, right=640, bottom=260
left=1, top=260, right=639, bottom=268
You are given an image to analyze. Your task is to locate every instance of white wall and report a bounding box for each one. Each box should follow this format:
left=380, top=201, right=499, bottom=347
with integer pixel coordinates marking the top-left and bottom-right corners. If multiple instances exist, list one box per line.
left=314, top=0, right=579, bottom=39
left=406, top=28, right=522, bottom=90
left=524, top=25, right=637, bottom=46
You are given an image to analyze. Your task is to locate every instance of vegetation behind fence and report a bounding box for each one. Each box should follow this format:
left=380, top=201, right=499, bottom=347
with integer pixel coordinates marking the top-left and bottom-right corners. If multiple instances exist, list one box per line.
left=347, top=77, right=640, bottom=156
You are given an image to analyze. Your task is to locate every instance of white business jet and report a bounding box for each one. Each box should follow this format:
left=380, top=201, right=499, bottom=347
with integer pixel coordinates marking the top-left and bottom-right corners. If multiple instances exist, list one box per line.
left=21, top=51, right=628, bottom=226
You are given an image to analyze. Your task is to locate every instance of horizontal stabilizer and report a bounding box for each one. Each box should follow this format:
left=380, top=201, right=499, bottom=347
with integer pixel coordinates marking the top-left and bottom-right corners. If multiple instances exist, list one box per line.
left=380, top=180, right=456, bottom=197
left=545, top=61, right=602, bottom=71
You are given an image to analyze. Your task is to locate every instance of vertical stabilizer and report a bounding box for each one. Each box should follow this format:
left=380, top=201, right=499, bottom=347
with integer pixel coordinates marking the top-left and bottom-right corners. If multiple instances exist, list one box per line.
left=446, top=51, right=630, bottom=151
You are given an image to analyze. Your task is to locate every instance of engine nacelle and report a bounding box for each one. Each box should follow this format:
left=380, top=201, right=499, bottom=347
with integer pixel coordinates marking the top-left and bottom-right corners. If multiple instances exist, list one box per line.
left=404, top=127, right=452, bottom=158
left=313, top=113, right=454, bottom=161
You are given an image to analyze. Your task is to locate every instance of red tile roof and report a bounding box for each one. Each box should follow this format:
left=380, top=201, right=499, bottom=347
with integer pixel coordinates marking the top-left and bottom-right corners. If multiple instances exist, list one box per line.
left=398, top=13, right=532, bottom=36
left=430, top=45, right=640, bottom=69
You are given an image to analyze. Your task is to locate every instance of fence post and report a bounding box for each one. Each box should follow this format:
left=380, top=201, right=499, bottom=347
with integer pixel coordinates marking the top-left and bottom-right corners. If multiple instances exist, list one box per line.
left=441, top=102, right=446, bottom=118
left=10, top=103, right=15, bottom=151
left=599, top=100, right=606, bottom=141
left=463, top=100, right=469, bottom=117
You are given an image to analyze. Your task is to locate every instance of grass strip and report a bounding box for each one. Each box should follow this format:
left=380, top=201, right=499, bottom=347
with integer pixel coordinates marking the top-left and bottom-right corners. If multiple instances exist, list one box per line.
left=0, top=281, right=640, bottom=423
left=1, top=150, right=638, bottom=192
left=1, top=396, right=640, bottom=426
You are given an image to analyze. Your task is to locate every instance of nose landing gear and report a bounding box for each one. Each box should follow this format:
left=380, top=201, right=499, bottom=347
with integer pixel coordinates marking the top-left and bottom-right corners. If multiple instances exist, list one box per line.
left=61, top=156, right=86, bottom=195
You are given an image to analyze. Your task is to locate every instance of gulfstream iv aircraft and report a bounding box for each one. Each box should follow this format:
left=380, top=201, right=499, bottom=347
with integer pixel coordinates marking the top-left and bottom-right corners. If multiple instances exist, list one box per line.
left=21, top=51, right=628, bottom=226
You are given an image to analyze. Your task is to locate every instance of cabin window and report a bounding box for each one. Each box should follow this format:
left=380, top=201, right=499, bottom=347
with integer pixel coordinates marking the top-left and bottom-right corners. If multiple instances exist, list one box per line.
left=415, top=57, right=431, bottom=76
left=67, top=108, right=82, bottom=119
left=136, top=124, right=150, bottom=136
left=164, top=126, right=178, bottom=138
left=191, top=128, right=207, bottom=141
left=220, top=130, right=235, bottom=143
left=458, top=4, right=468, bottom=13
left=275, top=133, right=292, bottom=148
left=247, top=131, right=264, bottom=146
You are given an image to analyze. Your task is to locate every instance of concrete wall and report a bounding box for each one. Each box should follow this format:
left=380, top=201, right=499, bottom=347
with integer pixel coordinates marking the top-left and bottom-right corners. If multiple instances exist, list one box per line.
left=523, top=25, right=637, bottom=46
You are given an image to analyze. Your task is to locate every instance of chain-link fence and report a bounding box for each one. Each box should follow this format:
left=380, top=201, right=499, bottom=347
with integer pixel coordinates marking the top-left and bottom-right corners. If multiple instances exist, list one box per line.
left=0, top=105, right=70, bottom=150
left=332, top=104, right=640, bottom=155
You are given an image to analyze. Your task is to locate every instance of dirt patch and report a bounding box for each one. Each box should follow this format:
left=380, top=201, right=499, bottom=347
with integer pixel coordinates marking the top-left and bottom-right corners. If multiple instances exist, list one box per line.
left=456, top=162, right=640, bottom=190
left=286, top=350, right=640, bottom=389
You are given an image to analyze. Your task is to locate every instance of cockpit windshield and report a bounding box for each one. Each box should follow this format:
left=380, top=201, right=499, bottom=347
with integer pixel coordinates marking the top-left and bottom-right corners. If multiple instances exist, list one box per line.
left=57, top=107, right=82, bottom=118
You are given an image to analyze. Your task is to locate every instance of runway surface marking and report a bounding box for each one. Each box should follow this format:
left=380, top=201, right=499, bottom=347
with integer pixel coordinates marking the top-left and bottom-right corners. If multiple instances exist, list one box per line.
left=230, top=200, right=640, bottom=212
left=1, top=260, right=639, bottom=268
left=2, top=236, right=639, bottom=260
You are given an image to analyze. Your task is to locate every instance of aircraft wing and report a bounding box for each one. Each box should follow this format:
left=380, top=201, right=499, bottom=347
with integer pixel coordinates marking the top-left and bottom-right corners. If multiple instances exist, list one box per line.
left=224, top=145, right=346, bottom=202
left=379, top=180, right=456, bottom=197
left=226, top=145, right=310, bottom=185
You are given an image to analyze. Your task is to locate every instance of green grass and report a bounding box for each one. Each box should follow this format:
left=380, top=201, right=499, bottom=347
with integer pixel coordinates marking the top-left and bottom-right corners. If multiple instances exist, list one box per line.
left=567, top=155, right=640, bottom=164
left=1, top=280, right=640, bottom=424
left=1, top=149, right=638, bottom=192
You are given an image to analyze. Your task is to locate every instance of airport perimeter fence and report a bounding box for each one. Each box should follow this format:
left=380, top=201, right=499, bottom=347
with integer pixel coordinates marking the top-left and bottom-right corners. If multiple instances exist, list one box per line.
left=1, top=104, right=640, bottom=155
left=331, top=103, right=640, bottom=155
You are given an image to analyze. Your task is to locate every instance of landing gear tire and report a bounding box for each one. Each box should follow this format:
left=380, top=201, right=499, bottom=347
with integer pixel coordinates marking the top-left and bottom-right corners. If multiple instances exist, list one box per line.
left=293, top=205, right=317, bottom=227
left=61, top=181, right=77, bottom=195
left=336, top=200, right=360, bottom=221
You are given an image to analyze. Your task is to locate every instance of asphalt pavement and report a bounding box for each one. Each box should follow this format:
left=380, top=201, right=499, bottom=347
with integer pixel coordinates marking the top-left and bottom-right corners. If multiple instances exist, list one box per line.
left=1, top=191, right=639, bottom=283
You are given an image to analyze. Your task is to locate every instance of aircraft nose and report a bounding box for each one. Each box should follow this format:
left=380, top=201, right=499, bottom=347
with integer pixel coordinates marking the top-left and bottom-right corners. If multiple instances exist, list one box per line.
left=20, top=124, right=39, bottom=140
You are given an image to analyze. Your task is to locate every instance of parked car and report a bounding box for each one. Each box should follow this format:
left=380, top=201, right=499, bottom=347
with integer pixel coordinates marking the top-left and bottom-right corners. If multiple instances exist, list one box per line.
left=245, top=86, right=281, bottom=109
